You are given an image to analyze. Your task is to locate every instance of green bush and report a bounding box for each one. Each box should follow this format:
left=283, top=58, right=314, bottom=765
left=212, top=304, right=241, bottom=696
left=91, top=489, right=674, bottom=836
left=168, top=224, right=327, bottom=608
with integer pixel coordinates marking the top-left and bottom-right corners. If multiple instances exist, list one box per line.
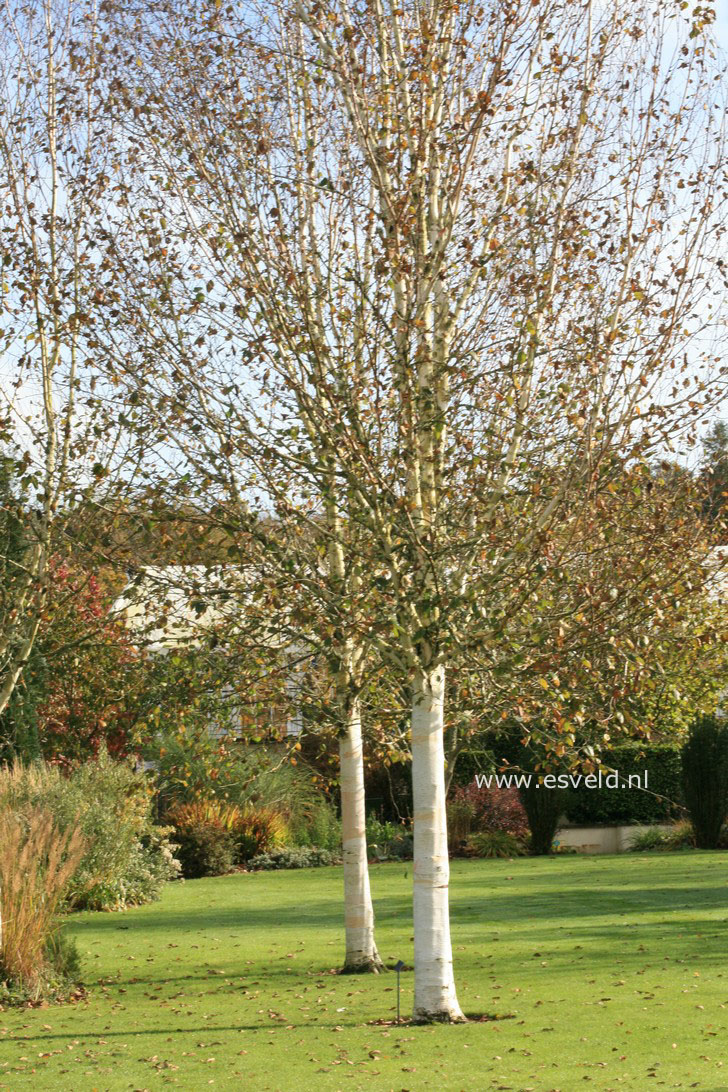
left=388, top=832, right=414, bottom=859
left=366, top=815, right=404, bottom=859
left=365, top=818, right=413, bottom=861
left=249, top=846, right=340, bottom=870
left=681, top=715, right=728, bottom=849
left=167, top=800, right=240, bottom=877
left=466, top=831, right=527, bottom=858
left=0, top=749, right=181, bottom=911
left=287, top=797, right=341, bottom=851
left=627, top=826, right=670, bottom=852
left=173, top=823, right=237, bottom=878
left=62, top=753, right=180, bottom=909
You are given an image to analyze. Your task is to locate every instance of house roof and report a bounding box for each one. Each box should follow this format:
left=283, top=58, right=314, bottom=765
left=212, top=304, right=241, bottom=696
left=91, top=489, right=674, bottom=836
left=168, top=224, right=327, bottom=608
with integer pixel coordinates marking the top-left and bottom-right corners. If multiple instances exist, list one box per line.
left=112, top=565, right=246, bottom=651
left=112, top=565, right=303, bottom=653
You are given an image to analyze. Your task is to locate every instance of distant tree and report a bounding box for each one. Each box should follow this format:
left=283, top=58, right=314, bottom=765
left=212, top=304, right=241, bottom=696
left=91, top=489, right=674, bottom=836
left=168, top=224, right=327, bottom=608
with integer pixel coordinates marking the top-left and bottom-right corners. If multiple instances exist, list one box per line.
left=701, top=421, right=728, bottom=531
left=682, top=715, right=728, bottom=849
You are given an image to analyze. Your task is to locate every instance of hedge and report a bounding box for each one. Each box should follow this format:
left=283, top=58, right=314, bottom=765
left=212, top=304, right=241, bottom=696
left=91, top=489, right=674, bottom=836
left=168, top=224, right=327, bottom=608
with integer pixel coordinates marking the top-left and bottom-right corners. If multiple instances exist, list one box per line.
left=452, top=740, right=685, bottom=826
left=563, top=743, right=684, bottom=825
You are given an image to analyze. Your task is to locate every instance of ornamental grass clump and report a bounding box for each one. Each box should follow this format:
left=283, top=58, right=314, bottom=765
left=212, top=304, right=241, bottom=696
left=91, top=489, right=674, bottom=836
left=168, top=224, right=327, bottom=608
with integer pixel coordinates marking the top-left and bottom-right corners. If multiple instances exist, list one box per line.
left=466, top=830, right=527, bottom=859
left=0, top=806, right=86, bottom=1000
left=167, top=798, right=287, bottom=876
left=149, top=731, right=340, bottom=849
left=234, top=806, right=288, bottom=862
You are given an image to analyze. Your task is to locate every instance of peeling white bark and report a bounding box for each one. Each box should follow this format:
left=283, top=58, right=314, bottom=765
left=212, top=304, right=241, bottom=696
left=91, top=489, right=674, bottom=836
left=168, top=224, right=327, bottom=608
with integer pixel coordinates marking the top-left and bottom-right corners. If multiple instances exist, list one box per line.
left=340, top=698, right=382, bottom=973
left=411, top=664, right=465, bottom=1022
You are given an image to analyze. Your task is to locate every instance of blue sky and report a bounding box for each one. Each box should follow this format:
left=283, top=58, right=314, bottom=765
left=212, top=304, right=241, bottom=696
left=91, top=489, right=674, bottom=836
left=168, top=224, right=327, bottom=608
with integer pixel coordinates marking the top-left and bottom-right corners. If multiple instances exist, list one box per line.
left=718, top=2, right=728, bottom=50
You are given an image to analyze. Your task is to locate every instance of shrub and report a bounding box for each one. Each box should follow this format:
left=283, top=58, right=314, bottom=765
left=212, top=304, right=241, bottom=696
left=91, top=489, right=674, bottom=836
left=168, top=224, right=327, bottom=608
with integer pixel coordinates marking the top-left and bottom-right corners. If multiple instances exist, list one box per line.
left=519, top=781, right=567, bottom=856
left=365, top=817, right=413, bottom=860
left=249, top=846, right=340, bottom=870
left=448, top=783, right=528, bottom=845
left=447, top=796, right=477, bottom=844
left=234, top=807, right=288, bottom=861
left=287, top=797, right=341, bottom=851
left=366, top=816, right=405, bottom=860
left=56, top=755, right=180, bottom=910
left=681, top=714, right=728, bottom=849
left=664, top=820, right=695, bottom=850
left=148, top=732, right=341, bottom=848
left=387, top=832, right=414, bottom=859
left=148, top=731, right=251, bottom=811
left=627, top=826, right=670, bottom=852
left=0, top=807, right=86, bottom=1000
left=167, top=800, right=239, bottom=877
left=79, top=826, right=182, bottom=911
left=167, top=799, right=287, bottom=874
left=0, top=752, right=180, bottom=911
left=167, top=798, right=244, bottom=833
left=466, top=831, right=527, bottom=859
left=628, top=821, right=695, bottom=852
left=174, top=823, right=236, bottom=878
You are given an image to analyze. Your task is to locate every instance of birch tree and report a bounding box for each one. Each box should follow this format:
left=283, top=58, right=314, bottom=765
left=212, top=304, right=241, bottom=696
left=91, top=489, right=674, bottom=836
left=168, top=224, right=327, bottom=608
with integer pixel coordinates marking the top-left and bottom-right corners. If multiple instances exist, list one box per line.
left=102, top=4, right=387, bottom=970
left=0, top=0, right=141, bottom=718
left=107, top=0, right=726, bottom=1020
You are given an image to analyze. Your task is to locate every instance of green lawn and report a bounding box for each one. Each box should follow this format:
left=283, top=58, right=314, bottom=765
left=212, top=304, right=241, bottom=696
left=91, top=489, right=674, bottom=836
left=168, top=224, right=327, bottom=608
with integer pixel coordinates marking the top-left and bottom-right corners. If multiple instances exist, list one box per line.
left=1, top=853, right=727, bottom=1091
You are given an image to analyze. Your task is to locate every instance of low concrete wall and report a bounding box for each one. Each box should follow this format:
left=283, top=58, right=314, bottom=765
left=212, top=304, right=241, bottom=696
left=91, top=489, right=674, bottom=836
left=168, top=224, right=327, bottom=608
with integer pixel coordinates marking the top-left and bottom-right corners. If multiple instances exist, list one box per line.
left=553, top=823, right=673, bottom=854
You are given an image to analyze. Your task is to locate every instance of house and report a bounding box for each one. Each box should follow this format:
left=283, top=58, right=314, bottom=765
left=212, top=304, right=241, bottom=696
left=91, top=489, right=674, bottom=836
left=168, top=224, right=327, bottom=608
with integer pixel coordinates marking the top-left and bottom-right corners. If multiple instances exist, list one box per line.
left=112, top=566, right=304, bottom=739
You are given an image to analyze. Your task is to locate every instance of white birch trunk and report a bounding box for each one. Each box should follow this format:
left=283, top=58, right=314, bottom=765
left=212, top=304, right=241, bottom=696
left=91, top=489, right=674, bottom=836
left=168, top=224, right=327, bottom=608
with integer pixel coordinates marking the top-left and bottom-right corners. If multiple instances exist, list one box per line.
left=411, top=664, right=465, bottom=1021
left=340, top=698, right=383, bottom=972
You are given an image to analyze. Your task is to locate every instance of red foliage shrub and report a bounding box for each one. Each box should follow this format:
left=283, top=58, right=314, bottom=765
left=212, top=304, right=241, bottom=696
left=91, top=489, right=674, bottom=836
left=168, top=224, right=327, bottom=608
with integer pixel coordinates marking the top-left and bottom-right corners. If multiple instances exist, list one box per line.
left=448, top=782, right=528, bottom=842
left=37, top=561, right=140, bottom=767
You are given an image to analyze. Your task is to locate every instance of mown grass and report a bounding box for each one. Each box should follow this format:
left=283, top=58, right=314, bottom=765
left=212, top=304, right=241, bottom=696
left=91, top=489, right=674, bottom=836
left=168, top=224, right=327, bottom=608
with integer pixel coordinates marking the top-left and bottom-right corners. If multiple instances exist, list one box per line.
left=1, top=853, right=727, bottom=1090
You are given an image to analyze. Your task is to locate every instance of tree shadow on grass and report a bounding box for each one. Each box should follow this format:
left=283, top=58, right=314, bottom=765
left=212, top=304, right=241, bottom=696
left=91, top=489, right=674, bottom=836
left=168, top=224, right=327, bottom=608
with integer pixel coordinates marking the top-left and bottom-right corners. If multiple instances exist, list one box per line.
left=4, top=1019, right=382, bottom=1044
left=69, top=883, right=728, bottom=940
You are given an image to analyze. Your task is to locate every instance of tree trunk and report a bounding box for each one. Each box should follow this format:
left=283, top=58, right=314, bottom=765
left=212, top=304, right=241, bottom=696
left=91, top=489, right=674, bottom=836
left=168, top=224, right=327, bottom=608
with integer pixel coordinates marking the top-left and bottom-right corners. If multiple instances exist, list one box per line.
left=0, top=615, right=43, bottom=719
left=339, top=698, right=383, bottom=973
left=411, top=664, right=466, bottom=1022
